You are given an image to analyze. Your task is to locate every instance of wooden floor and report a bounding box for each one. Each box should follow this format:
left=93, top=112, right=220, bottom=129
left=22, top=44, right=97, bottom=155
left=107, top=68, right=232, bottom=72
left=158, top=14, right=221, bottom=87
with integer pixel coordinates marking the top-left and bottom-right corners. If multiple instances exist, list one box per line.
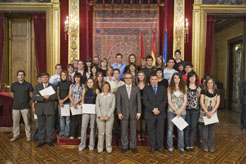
left=0, top=110, right=246, bottom=164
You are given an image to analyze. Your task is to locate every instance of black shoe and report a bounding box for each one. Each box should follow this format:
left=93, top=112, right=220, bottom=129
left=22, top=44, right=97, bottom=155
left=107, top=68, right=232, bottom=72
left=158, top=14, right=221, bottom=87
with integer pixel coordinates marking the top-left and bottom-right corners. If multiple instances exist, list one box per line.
left=149, top=148, right=155, bottom=154
left=158, top=148, right=165, bottom=154
left=185, top=147, right=191, bottom=152
left=47, top=142, right=54, bottom=147
left=131, top=148, right=137, bottom=154
left=121, top=148, right=127, bottom=154
left=36, top=142, right=46, bottom=148
left=190, top=148, right=195, bottom=152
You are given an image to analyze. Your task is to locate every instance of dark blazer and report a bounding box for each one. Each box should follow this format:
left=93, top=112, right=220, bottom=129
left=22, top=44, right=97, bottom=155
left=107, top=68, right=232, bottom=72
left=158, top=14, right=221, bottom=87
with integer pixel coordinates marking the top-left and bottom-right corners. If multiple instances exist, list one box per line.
left=241, top=82, right=246, bottom=104
left=32, top=83, right=57, bottom=115
left=143, top=85, right=167, bottom=119
left=117, top=85, right=141, bottom=120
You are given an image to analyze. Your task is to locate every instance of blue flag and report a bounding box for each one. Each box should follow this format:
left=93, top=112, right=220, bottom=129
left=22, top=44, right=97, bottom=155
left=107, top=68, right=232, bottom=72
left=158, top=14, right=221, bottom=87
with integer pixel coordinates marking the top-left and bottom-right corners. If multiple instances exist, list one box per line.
left=163, top=30, right=168, bottom=64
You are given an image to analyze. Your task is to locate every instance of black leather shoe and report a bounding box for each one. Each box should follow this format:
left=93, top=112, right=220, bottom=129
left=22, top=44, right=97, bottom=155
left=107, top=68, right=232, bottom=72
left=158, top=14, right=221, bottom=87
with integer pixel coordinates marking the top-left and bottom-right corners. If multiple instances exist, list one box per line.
left=190, top=148, right=195, bottom=152
left=149, top=148, right=155, bottom=154
left=47, top=142, right=54, bottom=147
left=121, top=148, right=127, bottom=154
left=36, top=142, right=46, bottom=148
left=158, top=148, right=165, bottom=154
left=131, top=148, right=137, bottom=154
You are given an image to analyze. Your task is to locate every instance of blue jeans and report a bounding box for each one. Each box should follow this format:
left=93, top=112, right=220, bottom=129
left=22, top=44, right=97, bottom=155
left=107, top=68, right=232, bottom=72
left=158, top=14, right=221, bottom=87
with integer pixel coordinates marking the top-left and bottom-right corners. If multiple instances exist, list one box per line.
left=167, top=112, right=185, bottom=149
left=58, top=104, right=71, bottom=137
left=33, top=119, right=39, bottom=140
left=184, top=110, right=199, bottom=147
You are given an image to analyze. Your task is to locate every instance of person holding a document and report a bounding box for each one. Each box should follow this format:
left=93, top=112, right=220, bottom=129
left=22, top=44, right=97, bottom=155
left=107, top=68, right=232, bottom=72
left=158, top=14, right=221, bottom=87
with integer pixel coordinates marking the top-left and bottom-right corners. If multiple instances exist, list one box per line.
left=167, top=73, right=187, bottom=154
left=200, top=77, right=220, bottom=153
left=79, top=78, right=99, bottom=151
left=57, top=71, right=72, bottom=138
left=96, top=82, right=116, bottom=154
left=143, top=74, right=167, bottom=154
left=69, top=73, right=83, bottom=139
left=184, top=72, right=201, bottom=152
left=32, top=72, right=57, bottom=147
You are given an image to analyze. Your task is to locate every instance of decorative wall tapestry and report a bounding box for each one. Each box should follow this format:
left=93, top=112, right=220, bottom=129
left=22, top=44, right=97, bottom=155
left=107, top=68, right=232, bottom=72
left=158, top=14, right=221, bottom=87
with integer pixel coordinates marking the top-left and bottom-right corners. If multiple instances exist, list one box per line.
left=93, top=5, right=159, bottom=64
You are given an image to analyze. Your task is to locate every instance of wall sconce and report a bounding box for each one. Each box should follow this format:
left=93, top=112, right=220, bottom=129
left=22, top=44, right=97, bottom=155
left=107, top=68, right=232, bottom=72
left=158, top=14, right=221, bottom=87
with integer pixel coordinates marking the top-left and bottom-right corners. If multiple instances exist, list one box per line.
left=175, top=16, right=189, bottom=45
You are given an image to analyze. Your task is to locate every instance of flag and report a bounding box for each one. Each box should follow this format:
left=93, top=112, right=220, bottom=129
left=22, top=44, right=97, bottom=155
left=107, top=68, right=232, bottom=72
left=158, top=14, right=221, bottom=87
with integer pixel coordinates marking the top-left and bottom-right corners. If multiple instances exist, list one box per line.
left=140, top=30, right=145, bottom=65
left=163, top=30, right=168, bottom=64
left=151, top=31, right=156, bottom=66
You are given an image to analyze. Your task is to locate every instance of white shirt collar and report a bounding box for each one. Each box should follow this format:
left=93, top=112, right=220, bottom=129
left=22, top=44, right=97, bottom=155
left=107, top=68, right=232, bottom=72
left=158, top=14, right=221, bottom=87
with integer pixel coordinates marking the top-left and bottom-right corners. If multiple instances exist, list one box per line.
left=126, top=84, right=132, bottom=88
left=100, top=93, right=111, bottom=97
left=43, top=83, right=48, bottom=88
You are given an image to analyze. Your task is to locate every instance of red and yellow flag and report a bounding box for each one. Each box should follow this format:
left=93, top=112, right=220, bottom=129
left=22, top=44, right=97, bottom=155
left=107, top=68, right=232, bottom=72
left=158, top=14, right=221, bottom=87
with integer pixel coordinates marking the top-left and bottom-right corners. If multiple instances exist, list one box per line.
left=151, top=31, right=156, bottom=66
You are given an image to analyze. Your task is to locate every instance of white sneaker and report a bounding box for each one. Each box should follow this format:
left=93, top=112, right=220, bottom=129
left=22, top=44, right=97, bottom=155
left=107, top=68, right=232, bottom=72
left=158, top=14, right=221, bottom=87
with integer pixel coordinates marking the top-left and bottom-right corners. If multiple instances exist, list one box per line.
left=10, top=137, right=18, bottom=142
left=26, top=138, right=32, bottom=142
left=70, top=136, right=74, bottom=139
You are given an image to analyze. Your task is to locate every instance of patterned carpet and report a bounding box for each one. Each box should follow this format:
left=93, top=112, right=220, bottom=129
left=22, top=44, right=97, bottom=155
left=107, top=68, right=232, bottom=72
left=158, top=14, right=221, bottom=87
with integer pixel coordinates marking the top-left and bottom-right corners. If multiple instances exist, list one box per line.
left=0, top=110, right=246, bottom=164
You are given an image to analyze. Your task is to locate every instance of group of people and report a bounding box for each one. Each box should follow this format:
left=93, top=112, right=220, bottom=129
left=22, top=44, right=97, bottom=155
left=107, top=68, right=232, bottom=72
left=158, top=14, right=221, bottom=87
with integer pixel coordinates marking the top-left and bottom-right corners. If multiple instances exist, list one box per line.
left=10, top=50, right=221, bottom=154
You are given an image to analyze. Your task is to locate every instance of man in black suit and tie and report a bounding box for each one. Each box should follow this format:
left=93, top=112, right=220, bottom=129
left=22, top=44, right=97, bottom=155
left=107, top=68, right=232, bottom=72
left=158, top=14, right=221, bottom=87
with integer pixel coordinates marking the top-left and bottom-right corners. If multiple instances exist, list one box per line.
left=143, top=74, right=167, bottom=154
left=117, top=72, right=141, bottom=153
left=32, top=72, right=57, bottom=147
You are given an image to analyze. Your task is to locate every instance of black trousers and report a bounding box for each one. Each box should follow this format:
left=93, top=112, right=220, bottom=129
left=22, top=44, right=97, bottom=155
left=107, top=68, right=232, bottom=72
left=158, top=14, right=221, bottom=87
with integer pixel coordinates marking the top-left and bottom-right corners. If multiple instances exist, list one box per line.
left=37, top=114, right=55, bottom=143
left=146, top=117, right=165, bottom=150
left=70, top=115, right=81, bottom=138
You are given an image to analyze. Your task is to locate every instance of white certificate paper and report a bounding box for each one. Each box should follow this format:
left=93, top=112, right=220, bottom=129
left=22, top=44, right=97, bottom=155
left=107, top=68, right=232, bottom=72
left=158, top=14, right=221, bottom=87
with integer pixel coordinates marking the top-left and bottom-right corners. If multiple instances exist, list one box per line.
left=61, top=104, right=70, bottom=116
left=171, top=116, right=189, bottom=131
left=71, top=105, right=82, bottom=115
left=39, top=86, right=56, bottom=96
left=203, top=113, right=219, bottom=125
left=34, top=114, right=37, bottom=119
left=82, top=104, right=96, bottom=114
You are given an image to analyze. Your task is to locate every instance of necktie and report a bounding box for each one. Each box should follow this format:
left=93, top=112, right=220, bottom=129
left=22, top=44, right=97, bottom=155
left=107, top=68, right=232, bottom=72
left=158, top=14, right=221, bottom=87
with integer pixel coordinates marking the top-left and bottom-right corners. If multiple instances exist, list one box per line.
left=44, top=84, right=48, bottom=88
left=127, top=86, right=131, bottom=99
left=153, top=86, right=157, bottom=95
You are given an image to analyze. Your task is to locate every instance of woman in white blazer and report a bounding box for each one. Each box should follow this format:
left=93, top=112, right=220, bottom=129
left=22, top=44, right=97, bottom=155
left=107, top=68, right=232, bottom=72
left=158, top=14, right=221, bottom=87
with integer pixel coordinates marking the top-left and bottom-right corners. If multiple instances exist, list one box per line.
left=96, top=82, right=116, bottom=154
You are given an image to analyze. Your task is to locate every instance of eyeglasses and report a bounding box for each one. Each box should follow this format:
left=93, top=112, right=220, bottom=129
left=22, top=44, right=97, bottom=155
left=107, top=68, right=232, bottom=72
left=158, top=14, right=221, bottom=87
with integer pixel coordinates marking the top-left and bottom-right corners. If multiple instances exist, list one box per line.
left=124, top=77, right=132, bottom=79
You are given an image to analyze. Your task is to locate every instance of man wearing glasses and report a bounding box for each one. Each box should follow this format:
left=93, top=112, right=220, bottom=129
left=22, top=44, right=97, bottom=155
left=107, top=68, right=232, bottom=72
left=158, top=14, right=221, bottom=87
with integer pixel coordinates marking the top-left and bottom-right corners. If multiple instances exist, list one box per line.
left=117, top=73, right=141, bottom=154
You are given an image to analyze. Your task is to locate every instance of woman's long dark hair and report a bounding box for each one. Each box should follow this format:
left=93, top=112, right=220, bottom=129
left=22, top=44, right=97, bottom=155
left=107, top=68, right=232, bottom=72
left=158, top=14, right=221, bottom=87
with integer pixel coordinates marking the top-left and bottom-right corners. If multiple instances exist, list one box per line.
left=84, top=78, right=97, bottom=94
left=136, top=70, right=147, bottom=86
left=73, top=73, right=82, bottom=85
left=85, top=57, right=92, bottom=73
left=169, top=73, right=186, bottom=94
left=187, top=71, right=199, bottom=88
left=95, top=72, right=104, bottom=90
left=60, top=70, right=69, bottom=81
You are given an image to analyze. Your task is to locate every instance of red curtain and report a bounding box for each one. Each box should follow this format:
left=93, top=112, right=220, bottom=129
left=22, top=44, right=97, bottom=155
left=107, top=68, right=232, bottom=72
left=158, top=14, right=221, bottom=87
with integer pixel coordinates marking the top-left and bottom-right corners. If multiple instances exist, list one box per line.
left=205, top=15, right=216, bottom=74
left=60, top=0, right=69, bottom=69
left=165, top=0, right=174, bottom=59
left=80, top=0, right=93, bottom=61
left=0, top=13, right=4, bottom=83
left=33, top=13, right=47, bottom=74
left=184, top=0, right=194, bottom=62
left=159, top=5, right=165, bottom=56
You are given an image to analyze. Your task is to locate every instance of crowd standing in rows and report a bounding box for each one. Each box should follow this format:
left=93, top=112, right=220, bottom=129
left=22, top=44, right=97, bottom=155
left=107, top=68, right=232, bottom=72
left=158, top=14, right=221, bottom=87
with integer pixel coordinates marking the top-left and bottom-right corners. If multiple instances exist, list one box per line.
left=10, top=50, right=222, bottom=154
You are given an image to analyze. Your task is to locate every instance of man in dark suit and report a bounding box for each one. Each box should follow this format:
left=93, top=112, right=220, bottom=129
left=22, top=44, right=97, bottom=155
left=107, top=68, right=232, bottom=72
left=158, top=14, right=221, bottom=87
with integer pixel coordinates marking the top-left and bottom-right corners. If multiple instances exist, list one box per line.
left=143, top=74, right=167, bottom=154
left=241, top=81, right=246, bottom=132
left=32, top=72, right=57, bottom=147
left=117, top=72, right=141, bottom=153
